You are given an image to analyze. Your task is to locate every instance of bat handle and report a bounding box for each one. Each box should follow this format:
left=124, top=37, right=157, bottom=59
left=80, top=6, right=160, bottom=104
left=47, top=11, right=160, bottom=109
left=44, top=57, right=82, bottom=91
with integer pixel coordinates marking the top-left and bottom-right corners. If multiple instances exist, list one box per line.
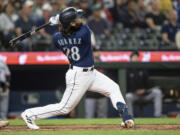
left=35, top=22, right=51, bottom=32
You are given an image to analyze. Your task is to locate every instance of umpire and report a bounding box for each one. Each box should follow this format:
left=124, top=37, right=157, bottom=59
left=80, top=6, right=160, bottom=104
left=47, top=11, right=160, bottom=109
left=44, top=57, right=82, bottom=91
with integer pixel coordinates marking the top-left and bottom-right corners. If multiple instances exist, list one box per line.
left=0, top=60, right=10, bottom=119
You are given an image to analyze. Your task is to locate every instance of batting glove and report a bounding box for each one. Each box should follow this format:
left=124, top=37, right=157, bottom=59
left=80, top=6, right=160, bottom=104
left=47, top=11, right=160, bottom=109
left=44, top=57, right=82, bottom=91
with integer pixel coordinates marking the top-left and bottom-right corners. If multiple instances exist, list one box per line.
left=49, top=14, right=59, bottom=26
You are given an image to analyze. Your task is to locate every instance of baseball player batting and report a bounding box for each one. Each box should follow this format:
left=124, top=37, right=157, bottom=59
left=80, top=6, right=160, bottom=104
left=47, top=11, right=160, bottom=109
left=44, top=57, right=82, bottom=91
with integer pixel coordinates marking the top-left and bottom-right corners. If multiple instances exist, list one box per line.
left=21, top=7, right=134, bottom=129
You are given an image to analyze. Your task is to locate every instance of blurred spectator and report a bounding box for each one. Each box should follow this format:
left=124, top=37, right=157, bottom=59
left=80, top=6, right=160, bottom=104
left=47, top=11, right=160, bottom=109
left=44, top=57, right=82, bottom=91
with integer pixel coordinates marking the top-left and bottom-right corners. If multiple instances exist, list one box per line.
left=159, top=0, right=173, bottom=17
left=0, top=0, right=5, bottom=13
left=0, top=32, right=4, bottom=51
left=0, top=2, right=15, bottom=46
left=15, top=0, right=35, bottom=51
left=161, top=10, right=180, bottom=45
left=126, top=51, right=162, bottom=117
left=173, top=0, right=180, bottom=24
left=109, top=0, right=126, bottom=25
left=9, top=0, right=21, bottom=13
left=0, top=60, right=11, bottom=119
left=102, top=0, right=114, bottom=9
left=176, top=30, right=180, bottom=49
left=79, top=0, right=92, bottom=18
left=57, top=0, right=67, bottom=12
left=145, top=0, right=166, bottom=30
left=85, top=49, right=108, bottom=118
left=51, top=0, right=59, bottom=15
left=35, top=3, right=58, bottom=50
left=31, top=0, right=43, bottom=23
left=94, top=0, right=113, bottom=24
left=136, top=0, right=148, bottom=23
left=0, top=0, right=4, bottom=49
left=143, top=0, right=152, bottom=10
left=173, top=0, right=180, bottom=9
left=37, top=3, right=58, bottom=38
left=68, top=0, right=80, bottom=9
left=34, top=0, right=44, bottom=16
left=119, top=0, right=146, bottom=29
left=178, top=10, right=180, bottom=24
left=87, top=4, right=110, bottom=36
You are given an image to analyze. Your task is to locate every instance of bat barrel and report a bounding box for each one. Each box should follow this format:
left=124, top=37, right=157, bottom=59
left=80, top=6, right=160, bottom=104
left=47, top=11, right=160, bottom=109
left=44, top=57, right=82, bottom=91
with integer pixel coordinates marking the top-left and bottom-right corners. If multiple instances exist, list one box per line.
left=9, top=22, right=51, bottom=46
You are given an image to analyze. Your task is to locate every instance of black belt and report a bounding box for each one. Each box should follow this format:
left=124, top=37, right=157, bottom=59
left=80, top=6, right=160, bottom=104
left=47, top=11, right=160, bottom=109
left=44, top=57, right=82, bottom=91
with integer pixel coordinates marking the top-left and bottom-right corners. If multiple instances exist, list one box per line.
left=69, top=65, right=94, bottom=72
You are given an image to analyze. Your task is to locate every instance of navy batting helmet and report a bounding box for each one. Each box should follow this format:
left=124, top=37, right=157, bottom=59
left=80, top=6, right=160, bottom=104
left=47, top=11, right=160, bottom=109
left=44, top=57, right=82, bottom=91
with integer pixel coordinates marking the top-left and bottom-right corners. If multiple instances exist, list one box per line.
left=59, top=7, right=84, bottom=28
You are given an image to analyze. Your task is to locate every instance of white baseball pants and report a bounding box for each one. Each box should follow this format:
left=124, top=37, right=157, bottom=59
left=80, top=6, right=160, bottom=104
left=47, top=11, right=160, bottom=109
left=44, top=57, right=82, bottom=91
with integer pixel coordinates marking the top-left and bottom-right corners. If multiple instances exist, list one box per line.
left=26, top=66, right=126, bottom=120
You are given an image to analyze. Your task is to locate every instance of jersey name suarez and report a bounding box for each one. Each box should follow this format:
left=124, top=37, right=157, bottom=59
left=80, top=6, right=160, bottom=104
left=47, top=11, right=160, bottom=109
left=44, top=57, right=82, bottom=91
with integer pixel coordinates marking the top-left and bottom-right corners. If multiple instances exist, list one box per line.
left=57, top=38, right=82, bottom=46
left=53, top=24, right=94, bottom=67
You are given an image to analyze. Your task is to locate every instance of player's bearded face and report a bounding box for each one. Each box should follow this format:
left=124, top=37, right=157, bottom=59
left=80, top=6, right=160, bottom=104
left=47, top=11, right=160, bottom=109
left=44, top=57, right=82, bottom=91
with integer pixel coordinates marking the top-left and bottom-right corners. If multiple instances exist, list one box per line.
left=71, top=19, right=83, bottom=31
left=71, top=22, right=82, bottom=30
left=71, top=23, right=82, bottom=31
left=60, top=18, right=83, bottom=36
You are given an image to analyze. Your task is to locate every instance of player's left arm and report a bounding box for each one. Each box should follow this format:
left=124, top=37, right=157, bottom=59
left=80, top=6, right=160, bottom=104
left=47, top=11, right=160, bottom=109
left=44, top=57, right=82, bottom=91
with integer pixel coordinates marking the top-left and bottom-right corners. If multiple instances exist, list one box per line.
left=81, top=25, right=92, bottom=45
left=90, top=30, right=96, bottom=47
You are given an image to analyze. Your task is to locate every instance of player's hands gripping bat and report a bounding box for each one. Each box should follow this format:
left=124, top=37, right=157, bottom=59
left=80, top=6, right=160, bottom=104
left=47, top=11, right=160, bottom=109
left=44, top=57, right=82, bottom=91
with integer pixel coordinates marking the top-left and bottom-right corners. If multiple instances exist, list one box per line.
left=49, top=14, right=59, bottom=26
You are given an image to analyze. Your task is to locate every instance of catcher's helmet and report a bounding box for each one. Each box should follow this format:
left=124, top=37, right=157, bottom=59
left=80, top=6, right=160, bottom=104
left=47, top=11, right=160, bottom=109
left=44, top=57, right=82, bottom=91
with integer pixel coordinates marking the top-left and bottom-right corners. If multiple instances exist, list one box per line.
left=59, top=7, right=83, bottom=28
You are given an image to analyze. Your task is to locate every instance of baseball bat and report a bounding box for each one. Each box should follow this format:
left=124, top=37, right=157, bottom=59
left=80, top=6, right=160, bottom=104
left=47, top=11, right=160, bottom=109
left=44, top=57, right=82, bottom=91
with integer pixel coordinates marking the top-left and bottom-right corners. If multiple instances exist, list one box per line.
left=9, top=22, right=51, bottom=46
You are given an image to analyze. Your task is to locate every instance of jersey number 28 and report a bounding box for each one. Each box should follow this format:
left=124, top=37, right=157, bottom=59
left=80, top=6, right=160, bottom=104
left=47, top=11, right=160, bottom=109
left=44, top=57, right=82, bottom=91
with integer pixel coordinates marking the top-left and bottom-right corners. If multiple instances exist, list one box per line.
left=63, top=46, right=80, bottom=61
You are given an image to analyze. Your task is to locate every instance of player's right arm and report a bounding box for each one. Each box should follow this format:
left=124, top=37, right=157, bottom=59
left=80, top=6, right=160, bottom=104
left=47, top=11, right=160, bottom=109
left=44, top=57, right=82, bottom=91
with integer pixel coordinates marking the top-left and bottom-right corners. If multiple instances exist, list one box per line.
left=53, top=33, right=62, bottom=50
